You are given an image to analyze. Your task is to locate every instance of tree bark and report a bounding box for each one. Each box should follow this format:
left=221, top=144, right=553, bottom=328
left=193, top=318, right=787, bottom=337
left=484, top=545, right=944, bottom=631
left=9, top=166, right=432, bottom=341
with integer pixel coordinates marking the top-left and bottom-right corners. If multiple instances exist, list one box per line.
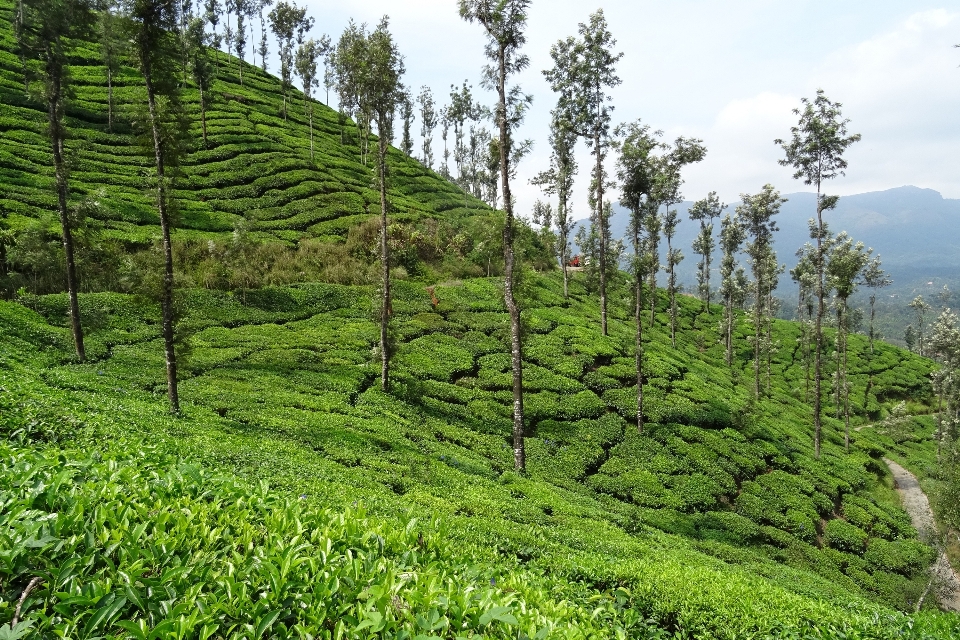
left=199, top=84, right=208, bottom=147
left=814, top=185, right=824, bottom=458
left=143, top=60, right=180, bottom=414
left=754, top=269, right=762, bottom=399
left=378, top=135, right=390, bottom=392
left=668, top=234, right=676, bottom=348
left=843, top=302, right=850, bottom=452
left=46, top=56, right=86, bottom=362
left=107, top=66, right=113, bottom=132
left=497, top=46, right=524, bottom=472
left=725, top=293, right=734, bottom=368
left=634, top=225, right=644, bottom=433
left=595, top=130, right=607, bottom=336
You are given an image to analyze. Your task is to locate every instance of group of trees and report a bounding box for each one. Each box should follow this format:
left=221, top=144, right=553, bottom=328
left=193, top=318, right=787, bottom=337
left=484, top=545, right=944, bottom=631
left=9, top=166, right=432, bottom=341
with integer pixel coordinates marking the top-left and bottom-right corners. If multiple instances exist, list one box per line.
left=12, top=0, right=944, bottom=481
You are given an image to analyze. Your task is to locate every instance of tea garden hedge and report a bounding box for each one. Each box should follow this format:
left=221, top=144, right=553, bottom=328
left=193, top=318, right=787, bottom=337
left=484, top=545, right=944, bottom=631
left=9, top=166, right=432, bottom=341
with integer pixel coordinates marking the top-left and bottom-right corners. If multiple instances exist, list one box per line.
left=2, top=271, right=958, bottom=638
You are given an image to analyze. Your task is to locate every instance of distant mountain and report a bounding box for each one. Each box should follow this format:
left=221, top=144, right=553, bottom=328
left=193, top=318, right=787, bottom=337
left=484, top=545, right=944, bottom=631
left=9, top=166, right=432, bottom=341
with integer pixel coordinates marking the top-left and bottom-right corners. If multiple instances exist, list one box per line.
left=572, top=186, right=960, bottom=289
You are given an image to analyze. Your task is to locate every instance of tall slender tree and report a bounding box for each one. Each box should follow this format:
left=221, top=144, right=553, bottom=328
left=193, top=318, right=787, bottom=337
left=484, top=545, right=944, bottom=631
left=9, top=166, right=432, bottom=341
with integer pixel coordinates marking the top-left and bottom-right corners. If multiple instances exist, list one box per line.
left=792, top=243, right=818, bottom=402
left=616, top=120, right=662, bottom=432
left=531, top=113, right=577, bottom=298
left=719, top=213, right=746, bottom=367
left=544, top=10, right=621, bottom=335
left=233, top=0, right=246, bottom=84
left=203, top=0, right=221, bottom=69
left=269, top=0, right=312, bottom=120
left=256, top=0, right=272, bottom=71
left=909, top=295, right=932, bottom=358
left=417, top=85, right=438, bottom=168
left=295, top=38, right=320, bottom=158
left=186, top=15, right=215, bottom=147
left=663, top=208, right=682, bottom=347
left=689, top=191, right=725, bottom=314
left=399, top=89, right=415, bottom=157
left=460, top=0, right=532, bottom=472
left=776, top=90, right=860, bottom=458
left=738, top=185, right=785, bottom=399
left=645, top=137, right=705, bottom=330
left=128, top=0, right=186, bottom=413
left=826, top=232, right=871, bottom=451
left=368, top=18, right=405, bottom=393
left=331, top=18, right=405, bottom=391
left=21, top=0, right=95, bottom=362
left=863, top=256, right=891, bottom=354
left=98, top=0, right=123, bottom=133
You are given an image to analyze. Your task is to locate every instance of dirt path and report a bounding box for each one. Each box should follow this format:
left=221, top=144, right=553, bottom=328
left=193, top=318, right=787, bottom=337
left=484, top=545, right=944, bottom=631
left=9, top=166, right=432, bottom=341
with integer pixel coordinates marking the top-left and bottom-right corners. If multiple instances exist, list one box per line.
left=884, top=458, right=960, bottom=612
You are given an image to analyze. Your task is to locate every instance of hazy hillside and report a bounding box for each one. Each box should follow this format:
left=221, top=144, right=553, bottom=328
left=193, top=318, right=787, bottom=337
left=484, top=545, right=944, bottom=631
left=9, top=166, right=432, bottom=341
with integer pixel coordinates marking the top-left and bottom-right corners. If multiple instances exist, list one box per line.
left=574, top=186, right=960, bottom=287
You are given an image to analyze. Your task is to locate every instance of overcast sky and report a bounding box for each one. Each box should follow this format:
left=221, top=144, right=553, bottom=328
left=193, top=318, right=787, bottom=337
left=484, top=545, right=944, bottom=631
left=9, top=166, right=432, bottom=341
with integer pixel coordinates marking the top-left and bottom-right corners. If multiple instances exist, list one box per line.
left=293, top=1, right=959, bottom=218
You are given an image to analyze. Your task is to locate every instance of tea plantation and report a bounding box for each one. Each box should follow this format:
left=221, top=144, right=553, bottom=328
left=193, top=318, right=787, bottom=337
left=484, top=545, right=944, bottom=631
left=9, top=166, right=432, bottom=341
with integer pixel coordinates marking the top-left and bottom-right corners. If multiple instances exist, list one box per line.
left=3, top=0, right=959, bottom=635
left=0, top=0, right=485, bottom=250
left=2, top=273, right=958, bottom=638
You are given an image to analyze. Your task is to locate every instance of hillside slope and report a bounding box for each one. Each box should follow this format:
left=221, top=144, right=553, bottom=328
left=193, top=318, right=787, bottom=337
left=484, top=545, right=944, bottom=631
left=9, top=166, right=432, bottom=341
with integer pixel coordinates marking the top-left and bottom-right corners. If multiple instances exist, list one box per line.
left=2, top=272, right=957, bottom=638
left=0, top=0, right=482, bottom=249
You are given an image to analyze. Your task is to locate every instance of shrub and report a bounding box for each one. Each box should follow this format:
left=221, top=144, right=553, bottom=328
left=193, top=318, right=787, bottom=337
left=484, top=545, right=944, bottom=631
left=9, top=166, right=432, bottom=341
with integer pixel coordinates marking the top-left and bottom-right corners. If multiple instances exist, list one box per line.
left=825, top=519, right=869, bottom=554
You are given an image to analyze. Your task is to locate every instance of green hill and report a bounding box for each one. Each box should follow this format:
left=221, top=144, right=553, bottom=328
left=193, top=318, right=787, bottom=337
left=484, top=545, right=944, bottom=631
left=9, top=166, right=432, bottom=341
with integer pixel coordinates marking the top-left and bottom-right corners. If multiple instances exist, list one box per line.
left=1, top=1, right=958, bottom=637
left=0, top=0, right=507, bottom=294
left=2, top=275, right=957, bottom=638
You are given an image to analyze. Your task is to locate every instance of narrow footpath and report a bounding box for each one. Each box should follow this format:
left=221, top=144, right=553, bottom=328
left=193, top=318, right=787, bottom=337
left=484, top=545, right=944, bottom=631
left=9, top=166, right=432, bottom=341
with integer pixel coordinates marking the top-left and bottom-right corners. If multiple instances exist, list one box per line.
left=884, top=458, right=960, bottom=612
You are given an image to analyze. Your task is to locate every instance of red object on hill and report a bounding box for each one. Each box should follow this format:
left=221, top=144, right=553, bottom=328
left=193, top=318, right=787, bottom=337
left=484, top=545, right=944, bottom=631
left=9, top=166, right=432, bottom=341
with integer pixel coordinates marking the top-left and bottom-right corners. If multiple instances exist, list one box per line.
left=569, top=255, right=581, bottom=267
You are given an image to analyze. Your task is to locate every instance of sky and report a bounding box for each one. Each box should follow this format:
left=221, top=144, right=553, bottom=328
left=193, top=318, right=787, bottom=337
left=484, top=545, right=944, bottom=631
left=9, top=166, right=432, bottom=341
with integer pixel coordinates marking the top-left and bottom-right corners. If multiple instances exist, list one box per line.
left=287, top=0, right=960, bottom=219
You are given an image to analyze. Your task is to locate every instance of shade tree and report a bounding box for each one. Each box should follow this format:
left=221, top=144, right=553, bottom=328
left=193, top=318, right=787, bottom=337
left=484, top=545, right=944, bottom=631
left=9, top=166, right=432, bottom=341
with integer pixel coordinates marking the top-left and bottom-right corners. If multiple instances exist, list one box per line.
left=909, top=295, right=932, bottom=358
left=826, top=231, right=871, bottom=451
left=459, top=0, right=533, bottom=472
left=417, top=85, right=438, bottom=168
left=20, top=0, right=96, bottom=362
left=544, top=9, right=622, bottom=335
left=294, top=37, right=321, bottom=158
left=776, top=89, right=861, bottom=458
left=269, top=0, right=312, bottom=120
left=737, top=184, right=785, bottom=399
left=127, top=0, right=189, bottom=413
left=615, top=119, right=663, bottom=432
left=531, top=113, right=577, bottom=298
left=688, top=191, right=726, bottom=314
left=98, top=0, right=124, bottom=132
left=862, top=256, right=891, bottom=355
left=186, top=15, right=215, bottom=147
left=399, top=89, right=415, bottom=157
left=719, top=213, right=746, bottom=367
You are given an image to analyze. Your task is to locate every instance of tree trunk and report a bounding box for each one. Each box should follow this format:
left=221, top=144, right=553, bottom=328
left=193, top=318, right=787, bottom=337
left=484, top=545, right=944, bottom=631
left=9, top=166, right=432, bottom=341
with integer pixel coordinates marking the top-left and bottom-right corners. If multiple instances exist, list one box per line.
left=634, top=227, right=644, bottom=433
left=378, top=135, right=391, bottom=392
left=143, top=62, right=180, bottom=414
left=200, top=85, right=208, bottom=147
left=869, top=294, right=876, bottom=354
left=754, top=273, right=762, bottom=399
left=725, top=294, right=733, bottom=367
left=668, top=236, right=676, bottom=349
left=308, top=101, right=314, bottom=160
left=836, top=305, right=843, bottom=420
left=46, top=59, right=86, bottom=362
left=496, top=48, right=524, bottom=472
left=107, top=67, right=113, bottom=132
left=766, top=289, right=773, bottom=396
left=595, top=131, right=607, bottom=336
left=843, top=301, right=850, bottom=452
left=814, top=186, right=824, bottom=458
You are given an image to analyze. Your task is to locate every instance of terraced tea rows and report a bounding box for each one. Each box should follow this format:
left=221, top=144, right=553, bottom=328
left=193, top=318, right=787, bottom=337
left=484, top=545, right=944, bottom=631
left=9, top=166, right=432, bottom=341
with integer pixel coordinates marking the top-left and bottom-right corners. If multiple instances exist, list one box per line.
left=2, top=270, right=955, bottom=638
left=0, top=0, right=483, bottom=249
